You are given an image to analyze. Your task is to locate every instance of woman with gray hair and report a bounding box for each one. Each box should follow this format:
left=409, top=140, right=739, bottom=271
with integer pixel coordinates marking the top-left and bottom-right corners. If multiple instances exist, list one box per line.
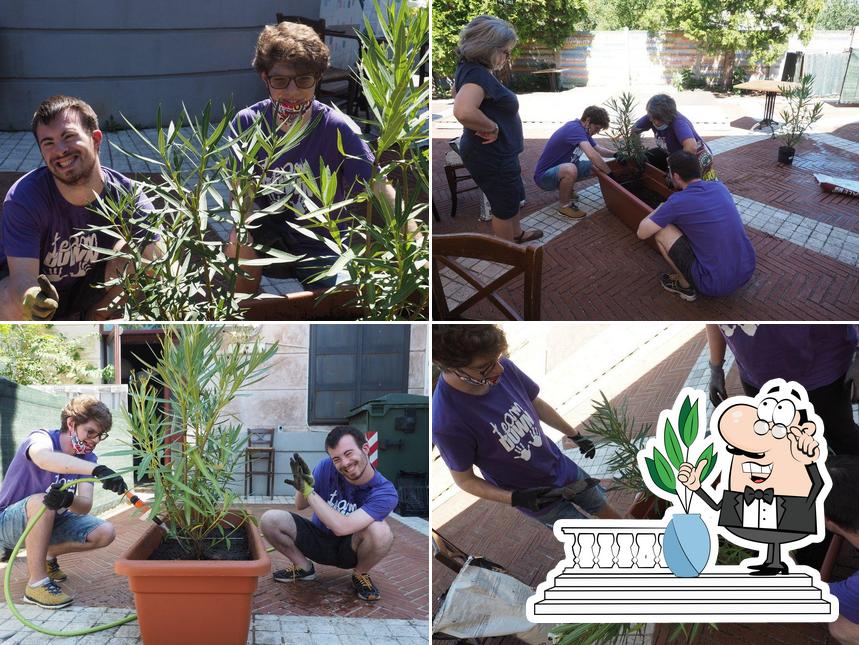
left=634, top=94, right=717, bottom=181
left=452, top=16, right=542, bottom=243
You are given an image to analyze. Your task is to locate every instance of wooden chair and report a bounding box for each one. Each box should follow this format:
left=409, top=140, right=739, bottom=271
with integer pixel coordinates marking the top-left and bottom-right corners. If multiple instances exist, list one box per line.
left=432, top=233, right=543, bottom=320
left=244, top=428, right=276, bottom=496
left=275, top=14, right=359, bottom=116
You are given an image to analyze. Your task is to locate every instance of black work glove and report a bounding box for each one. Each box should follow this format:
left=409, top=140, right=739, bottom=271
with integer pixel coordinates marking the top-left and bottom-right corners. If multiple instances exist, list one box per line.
left=92, top=465, right=128, bottom=495
left=572, top=435, right=596, bottom=459
left=708, top=362, right=727, bottom=407
left=510, top=486, right=562, bottom=512
left=845, top=352, right=859, bottom=404
left=43, top=484, right=74, bottom=510
left=284, top=453, right=314, bottom=497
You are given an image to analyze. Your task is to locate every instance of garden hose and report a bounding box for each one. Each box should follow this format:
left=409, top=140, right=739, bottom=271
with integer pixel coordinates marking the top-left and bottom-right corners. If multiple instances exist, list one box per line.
left=3, top=477, right=138, bottom=637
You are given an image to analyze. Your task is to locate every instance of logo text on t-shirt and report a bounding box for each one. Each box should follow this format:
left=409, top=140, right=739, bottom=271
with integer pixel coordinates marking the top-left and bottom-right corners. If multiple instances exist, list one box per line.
left=489, top=401, right=543, bottom=461
left=327, top=491, right=358, bottom=516
left=43, top=232, right=100, bottom=279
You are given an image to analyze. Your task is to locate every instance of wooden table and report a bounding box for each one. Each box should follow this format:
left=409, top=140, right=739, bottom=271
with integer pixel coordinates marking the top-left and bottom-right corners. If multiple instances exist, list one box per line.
left=533, top=67, right=576, bottom=92
left=733, top=80, right=801, bottom=131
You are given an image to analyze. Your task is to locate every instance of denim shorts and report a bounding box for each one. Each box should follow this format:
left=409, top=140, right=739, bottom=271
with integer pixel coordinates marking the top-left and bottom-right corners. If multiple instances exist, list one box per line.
left=532, top=467, right=608, bottom=528
left=535, top=158, right=593, bottom=192
left=0, top=497, right=105, bottom=551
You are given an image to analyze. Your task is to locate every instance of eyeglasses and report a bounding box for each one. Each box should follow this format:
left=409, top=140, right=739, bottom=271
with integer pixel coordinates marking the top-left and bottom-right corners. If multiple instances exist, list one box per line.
left=458, top=355, right=502, bottom=379
left=80, top=427, right=110, bottom=441
left=267, top=74, right=318, bottom=90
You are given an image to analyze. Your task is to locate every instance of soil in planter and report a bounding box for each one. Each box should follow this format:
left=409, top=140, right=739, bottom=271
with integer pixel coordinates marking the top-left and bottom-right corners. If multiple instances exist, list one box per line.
left=149, top=531, right=251, bottom=561
left=619, top=179, right=667, bottom=209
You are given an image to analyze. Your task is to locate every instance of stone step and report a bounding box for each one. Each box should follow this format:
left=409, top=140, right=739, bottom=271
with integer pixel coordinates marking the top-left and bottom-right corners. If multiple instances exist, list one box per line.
left=531, top=597, right=834, bottom=619
left=544, top=585, right=822, bottom=601
left=553, top=571, right=814, bottom=588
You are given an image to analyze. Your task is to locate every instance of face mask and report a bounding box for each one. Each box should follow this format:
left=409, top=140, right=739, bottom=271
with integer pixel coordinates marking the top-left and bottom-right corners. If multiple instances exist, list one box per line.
left=654, top=122, right=669, bottom=132
left=69, top=428, right=93, bottom=455
left=272, top=97, right=314, bottom=125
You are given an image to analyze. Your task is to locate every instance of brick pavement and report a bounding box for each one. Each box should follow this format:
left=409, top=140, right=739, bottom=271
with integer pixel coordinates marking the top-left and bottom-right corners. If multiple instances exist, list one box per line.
left=433, top=128, right=859, bottom=320
left=431, top=328, right=853, bottom=644
left=0, top=503, right=427, bottom=636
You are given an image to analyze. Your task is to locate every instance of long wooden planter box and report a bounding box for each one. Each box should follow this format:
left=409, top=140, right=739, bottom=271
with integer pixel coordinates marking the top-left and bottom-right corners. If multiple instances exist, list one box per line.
left=595, top=161, right=676, bottom=249
left=114, top=517, right=270, bottom=645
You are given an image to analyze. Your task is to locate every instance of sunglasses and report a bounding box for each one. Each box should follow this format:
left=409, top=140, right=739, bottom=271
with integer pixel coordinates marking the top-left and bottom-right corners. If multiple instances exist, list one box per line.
left=267, top=74, right=318, bottom=90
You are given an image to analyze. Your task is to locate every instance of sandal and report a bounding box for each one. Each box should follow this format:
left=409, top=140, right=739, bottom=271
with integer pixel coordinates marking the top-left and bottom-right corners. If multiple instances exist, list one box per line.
left=514, top=229, right=543, bottom=244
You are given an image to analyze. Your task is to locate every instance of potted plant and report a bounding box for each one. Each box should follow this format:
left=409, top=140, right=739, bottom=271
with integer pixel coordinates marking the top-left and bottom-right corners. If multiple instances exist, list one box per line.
left=113, top=325, right=276, bottom=645
left=777, top=73, right=824, bottom=165
left=594, top=93, right=673, bottom=238
left=637, top=391, right=717, bottom=577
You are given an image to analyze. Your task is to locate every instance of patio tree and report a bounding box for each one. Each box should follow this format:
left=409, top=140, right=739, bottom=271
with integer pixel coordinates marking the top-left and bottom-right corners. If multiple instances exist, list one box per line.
left=432, top=0, right=590, bottom=83
left=0, top=325, right=103, bottom=385
left=655, top=0, right=823, bottom=89
left=122, top=324, right=277, bottom=559
left=815, top=0, right=859, bottom=29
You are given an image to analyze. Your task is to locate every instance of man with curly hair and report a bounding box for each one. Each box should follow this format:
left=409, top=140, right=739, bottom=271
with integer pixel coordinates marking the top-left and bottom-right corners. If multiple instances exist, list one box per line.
left=0, top=397, right=128, bottom=608
left=432, top=324, right=620, bottom=527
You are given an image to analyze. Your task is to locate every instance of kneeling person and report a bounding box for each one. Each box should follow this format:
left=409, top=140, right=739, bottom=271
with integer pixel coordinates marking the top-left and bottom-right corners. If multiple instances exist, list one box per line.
left=261, top=426, right=398, bottom=601
left=0, top=397, right=128, bottom=609
left=533, top=106, right=613, bottom=219
left=637, top=151, right=755, bottom=301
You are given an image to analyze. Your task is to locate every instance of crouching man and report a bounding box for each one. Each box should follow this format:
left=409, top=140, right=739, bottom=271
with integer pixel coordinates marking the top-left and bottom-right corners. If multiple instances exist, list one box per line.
left=0, top=397, right=128, bottom=608
left=261, top=426, right=398, bottom=601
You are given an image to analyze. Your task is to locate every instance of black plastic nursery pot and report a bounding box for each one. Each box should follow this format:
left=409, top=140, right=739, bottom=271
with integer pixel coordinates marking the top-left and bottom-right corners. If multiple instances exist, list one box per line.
left=778, top=145, right=795, bottom=165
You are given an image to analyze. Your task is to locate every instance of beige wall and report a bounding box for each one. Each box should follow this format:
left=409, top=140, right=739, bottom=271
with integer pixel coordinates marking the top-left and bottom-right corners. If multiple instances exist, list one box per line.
left=224, top=323, right=428, bottom=434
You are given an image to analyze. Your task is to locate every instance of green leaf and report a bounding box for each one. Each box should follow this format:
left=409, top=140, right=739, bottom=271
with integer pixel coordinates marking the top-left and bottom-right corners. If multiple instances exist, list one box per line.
left=681, top=399, right=699, bottom=447
left=678, top=395, right=691, bottom=436
left=652, top=448, right=676, bottom=494
left=663, top=418, right=683, bottom=469
left=645, top=456, right=675, bottom=496
left=697, top=444, right=717, bottom=482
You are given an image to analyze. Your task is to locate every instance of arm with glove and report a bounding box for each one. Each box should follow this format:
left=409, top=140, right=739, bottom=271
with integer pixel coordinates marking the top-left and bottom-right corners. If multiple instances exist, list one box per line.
left=284, top=453, right=316, bottom=510
left=531, top=396, right=596, bottom=459
left=705, top=324, right=728, bottom=407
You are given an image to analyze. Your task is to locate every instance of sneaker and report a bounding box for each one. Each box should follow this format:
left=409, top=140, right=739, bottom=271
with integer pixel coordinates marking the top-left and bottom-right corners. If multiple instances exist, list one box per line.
left=659, top=273, right=697, bottom=301
left=272, top=561, right=316, bottom=582
left=351, top=572, right=381, bottom=601
left=557, top=205, right=587, bottom=219
left=46, top=558, right=67, bottom=582
left=23, top=579, right=73, bottom=609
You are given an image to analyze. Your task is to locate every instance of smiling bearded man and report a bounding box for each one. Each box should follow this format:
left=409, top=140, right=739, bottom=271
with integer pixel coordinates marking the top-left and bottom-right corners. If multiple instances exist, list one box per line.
left=0, top=95, right=159, bottom=320
left=260, top=426, right=398, bottom=602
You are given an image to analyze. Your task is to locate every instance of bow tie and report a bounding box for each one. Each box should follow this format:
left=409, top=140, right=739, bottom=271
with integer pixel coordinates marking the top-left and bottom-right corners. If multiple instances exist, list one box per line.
left=743, top=486, right=774, bottom=505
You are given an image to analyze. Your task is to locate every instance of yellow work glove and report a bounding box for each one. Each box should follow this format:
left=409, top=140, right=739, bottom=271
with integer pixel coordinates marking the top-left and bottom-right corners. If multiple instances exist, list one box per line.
left=285, top=452, right=314, bottom=497
left=21, top=274, right=59, bottom=321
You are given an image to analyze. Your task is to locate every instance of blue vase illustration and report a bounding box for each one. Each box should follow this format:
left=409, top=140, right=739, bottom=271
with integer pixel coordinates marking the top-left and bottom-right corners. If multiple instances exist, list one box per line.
left=663, top=513, right=710, bottom=577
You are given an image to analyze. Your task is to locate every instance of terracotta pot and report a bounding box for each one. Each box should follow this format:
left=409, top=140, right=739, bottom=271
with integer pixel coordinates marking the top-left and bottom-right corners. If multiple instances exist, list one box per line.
left=594, top=161, right=676, bottom=249
left=778, top=145, right=795, bottom=165
left=114, top=515, right=270, bottom=645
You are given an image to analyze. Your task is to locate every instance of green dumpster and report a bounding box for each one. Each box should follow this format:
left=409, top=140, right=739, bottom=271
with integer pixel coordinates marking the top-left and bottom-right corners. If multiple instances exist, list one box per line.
left=347, top=393, right=428, bottom=516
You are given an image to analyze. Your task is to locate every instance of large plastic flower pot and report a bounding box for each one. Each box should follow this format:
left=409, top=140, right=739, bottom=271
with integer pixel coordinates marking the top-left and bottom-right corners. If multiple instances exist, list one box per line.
left=663, top=513, right=710, bottom=577
left=114, top=515, right=270, bottom=645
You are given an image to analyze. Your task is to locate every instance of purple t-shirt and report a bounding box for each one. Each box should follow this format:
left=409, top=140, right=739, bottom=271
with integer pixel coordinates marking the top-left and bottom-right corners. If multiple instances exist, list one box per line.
left=650, top=180, right=756, bottom=296
left=310, top=457, right=398, bottom=536
left=720, top=324, right=858, bottom=390
left=533, top=119, right=596, bottom=184
left=635, top=112, right=703, bottom=154
left=0, top=430, right=97, bottom=513
left=1, top=166, right=152, bottom=310
left=230, top=100, right=373, bottom=256
left=432, top=358, right=579, bottom=517
left=831, top=570, right=859, bottom=624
